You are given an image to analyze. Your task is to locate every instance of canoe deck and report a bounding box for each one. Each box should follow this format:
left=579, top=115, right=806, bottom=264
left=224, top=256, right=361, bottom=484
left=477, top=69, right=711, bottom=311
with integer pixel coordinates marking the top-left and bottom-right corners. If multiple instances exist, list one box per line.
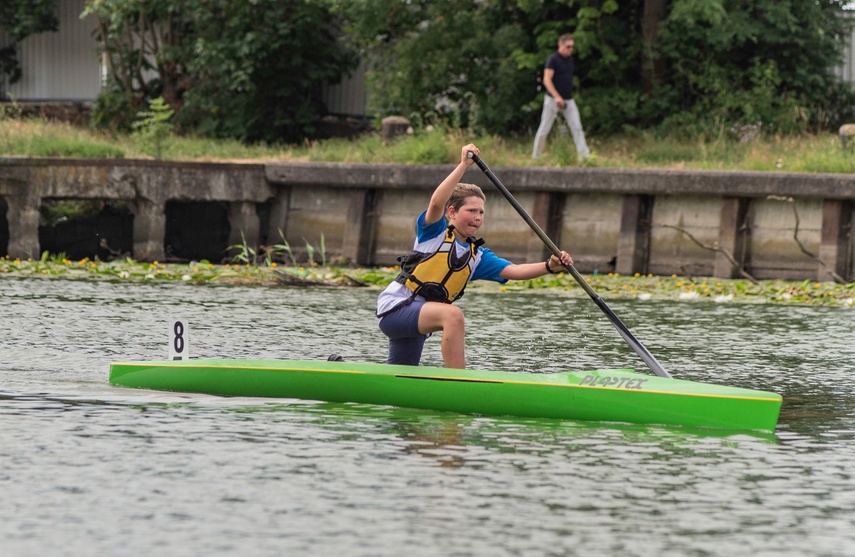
left=109, top=359, right=783, bottom=432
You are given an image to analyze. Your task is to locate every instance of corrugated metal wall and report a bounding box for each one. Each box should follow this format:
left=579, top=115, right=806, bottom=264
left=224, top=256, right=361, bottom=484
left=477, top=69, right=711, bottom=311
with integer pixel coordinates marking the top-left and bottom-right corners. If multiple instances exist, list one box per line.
left=836, top=20, right=855, bottom=83
left=0, top=0, right=101, bottom=101
left=321, top=62, right=368, bottom=118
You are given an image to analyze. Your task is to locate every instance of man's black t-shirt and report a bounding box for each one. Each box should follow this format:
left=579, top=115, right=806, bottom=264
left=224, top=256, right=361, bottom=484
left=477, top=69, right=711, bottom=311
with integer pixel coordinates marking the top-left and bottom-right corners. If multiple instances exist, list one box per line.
left=545, top=51, right=574, bottom=99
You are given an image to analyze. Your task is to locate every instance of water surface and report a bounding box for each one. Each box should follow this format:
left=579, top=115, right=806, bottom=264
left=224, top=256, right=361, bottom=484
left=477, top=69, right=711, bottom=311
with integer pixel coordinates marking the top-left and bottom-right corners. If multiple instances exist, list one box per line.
left=2, top=278, right=854, bottom=556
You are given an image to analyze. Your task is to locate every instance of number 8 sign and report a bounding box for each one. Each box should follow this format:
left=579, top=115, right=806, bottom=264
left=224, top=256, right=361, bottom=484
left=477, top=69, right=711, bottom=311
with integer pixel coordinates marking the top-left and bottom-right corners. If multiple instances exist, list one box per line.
left=169, top=319, right=190, bottom=360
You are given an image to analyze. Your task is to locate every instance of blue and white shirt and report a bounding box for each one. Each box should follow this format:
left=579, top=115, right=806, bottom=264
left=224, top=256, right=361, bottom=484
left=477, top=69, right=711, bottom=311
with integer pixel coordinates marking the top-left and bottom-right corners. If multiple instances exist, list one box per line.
left=376, top=211, right=511, bottom=316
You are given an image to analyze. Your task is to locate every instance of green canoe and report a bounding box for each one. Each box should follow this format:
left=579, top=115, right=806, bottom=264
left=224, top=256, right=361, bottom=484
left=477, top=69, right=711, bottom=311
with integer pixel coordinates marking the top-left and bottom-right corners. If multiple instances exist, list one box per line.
left=109, top=359, right=782, bottom=432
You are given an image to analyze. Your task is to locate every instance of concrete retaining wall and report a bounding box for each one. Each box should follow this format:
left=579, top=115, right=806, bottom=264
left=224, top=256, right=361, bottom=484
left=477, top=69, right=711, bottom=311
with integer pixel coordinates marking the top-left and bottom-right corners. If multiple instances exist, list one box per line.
left=1, top=157, right=853, bottom=281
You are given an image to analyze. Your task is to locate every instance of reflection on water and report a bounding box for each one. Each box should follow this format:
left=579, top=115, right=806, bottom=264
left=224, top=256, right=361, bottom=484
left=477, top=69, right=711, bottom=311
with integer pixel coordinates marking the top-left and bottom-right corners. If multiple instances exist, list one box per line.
left=1, top=277, right=855, bottom=556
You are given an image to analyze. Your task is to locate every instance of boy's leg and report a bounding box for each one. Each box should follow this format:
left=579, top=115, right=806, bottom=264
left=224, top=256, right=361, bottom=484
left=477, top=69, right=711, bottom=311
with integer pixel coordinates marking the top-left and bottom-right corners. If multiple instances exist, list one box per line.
left=532, top=96, right=559, bottom=159
left=562, top=99, right=590, bottom=160
left=379, top=301, right=428, bottom=365
left=418, top=302, right=465, bottom=369
left=387, top=335, right=427, bottom=366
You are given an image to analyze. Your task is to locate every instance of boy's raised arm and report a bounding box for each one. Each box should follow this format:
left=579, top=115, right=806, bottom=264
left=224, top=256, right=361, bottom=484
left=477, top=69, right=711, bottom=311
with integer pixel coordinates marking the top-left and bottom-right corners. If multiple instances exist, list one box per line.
left=424, top=143, right=479, bottom=225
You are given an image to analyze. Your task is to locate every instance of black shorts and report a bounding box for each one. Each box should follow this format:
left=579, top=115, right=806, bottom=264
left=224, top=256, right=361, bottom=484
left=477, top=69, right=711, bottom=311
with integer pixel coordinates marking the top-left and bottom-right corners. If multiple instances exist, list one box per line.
left=378, top=299, right=428, bottom=366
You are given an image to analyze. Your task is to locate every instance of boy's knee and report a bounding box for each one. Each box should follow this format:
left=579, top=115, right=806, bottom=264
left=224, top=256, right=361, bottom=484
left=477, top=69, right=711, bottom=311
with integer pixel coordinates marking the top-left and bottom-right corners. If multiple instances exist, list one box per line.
left=444, top=305, right=465, bottom=328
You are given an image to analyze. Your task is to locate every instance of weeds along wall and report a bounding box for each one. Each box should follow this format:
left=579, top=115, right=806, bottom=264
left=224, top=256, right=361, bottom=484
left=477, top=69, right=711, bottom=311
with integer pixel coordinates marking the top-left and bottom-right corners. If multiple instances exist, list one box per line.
left=1, top=157, right=853, bottom=282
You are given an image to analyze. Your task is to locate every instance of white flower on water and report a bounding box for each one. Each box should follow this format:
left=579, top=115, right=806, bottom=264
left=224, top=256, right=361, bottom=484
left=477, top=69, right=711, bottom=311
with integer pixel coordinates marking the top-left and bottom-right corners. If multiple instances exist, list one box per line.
left=843, top=298, right=855, bottom=306
left=145, top=274, right=155, bottom=279
left=679, top=291, right=700, bottom=300
left=637, top=293, right=652, bottom=301
left=781, top=292, right=792, bottom=300
left=182, top=274, right=192, bottom=281
left=714, top=294, right=734, bottom=303
left=118, top=271, right=129, bottom=279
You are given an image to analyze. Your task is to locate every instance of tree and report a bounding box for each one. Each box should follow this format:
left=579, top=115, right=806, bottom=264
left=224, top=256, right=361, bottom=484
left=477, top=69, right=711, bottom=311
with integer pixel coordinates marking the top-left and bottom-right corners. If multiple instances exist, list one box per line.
left=641, top=0, right=667, bottom=92
left=337, top=0, right=855, bottom=137
left=83, top=0, right=189, bottom=129
left=179, top=0, right=357, bottom=142
left=337, top=0, right=552, bottom=134
left=0, top=0, right=59, bottom=90
left=84, top=0, right=357, bottom=143
left=656, top=0, right=855, bottom=135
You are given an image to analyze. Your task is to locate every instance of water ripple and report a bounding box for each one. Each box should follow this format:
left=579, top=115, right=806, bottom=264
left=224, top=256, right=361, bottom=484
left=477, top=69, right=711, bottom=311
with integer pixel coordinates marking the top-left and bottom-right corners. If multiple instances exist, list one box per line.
left=1, top=278, right=855, bottom=556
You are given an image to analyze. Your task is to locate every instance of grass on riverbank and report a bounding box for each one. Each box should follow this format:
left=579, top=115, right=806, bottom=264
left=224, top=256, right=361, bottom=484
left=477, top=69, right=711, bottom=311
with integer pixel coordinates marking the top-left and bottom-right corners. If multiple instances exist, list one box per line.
left=3, top=254, right=853, bottom=307
left=3, top=116, right=855, bottom=173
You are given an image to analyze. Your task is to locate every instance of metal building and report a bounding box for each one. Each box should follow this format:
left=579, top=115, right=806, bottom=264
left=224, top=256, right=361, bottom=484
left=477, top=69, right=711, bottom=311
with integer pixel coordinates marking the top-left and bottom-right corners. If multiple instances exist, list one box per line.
left=0, top=0, right=101, bottom=102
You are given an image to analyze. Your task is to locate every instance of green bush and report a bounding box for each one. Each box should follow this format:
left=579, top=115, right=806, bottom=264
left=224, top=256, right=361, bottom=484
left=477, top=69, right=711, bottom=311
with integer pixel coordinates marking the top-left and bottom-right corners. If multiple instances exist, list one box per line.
left=388, top=129, right=451, bottom=165
left=86, top=0, right=357, bottom=144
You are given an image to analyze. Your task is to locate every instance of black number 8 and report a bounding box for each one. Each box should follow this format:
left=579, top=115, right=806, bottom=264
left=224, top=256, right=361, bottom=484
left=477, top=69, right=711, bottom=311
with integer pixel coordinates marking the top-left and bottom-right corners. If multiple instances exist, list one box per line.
left=173, top=321, right=185, bottom=354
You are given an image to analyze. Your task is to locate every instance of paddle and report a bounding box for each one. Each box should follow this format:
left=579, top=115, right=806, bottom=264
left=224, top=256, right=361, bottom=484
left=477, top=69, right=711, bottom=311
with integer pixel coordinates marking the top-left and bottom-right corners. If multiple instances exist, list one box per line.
left=467, top=152, right=671, bottom=379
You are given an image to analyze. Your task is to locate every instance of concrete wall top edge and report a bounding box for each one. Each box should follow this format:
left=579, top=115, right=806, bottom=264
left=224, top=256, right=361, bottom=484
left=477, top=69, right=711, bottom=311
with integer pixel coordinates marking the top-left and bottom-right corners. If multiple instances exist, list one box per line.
left=264, top=161, right=456, bottom=189
left=0, top=157, right=266, bottom=172
left=3, top=158, right=855, bottom=200
left=0, top=158, right=274, bottom=202
left=266, top=161, right=855, bottom=200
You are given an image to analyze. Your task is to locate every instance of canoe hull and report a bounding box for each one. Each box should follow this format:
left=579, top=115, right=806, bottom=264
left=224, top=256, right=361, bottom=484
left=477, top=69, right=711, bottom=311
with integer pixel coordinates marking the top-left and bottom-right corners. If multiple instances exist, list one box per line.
left=109, top=359, right=782, bottom=432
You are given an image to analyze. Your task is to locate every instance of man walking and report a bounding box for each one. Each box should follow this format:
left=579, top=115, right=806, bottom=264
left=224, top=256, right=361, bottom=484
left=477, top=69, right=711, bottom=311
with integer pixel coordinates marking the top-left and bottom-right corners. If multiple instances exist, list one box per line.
left=532, top=34, right=591, bottom=162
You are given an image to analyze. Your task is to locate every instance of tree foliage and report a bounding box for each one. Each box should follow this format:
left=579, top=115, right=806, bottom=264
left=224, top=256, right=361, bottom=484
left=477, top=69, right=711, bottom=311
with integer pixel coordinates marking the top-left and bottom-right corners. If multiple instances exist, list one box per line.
left=84, top=0, right=357, bottom=143
left=654, top=0, right=855, bottom=136
left=0, top=0, right=59, bottom=87
left=337, top=0, right=855, bottom=137
left=336, top=0, right=552, bottom=134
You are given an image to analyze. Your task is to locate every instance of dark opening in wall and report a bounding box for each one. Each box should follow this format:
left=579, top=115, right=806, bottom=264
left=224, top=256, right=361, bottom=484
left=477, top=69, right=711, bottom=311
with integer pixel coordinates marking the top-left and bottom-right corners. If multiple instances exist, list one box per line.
left=0, top=197, right=8, bottom=257
left=38, top=200, right=133, bottom=260
left=164, top=201, right=230, bottom=262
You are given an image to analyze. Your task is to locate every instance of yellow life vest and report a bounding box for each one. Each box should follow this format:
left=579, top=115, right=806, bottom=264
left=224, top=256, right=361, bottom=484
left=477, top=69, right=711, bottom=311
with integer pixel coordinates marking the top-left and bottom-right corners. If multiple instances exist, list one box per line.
left=395, top=226, right=484, bottom=304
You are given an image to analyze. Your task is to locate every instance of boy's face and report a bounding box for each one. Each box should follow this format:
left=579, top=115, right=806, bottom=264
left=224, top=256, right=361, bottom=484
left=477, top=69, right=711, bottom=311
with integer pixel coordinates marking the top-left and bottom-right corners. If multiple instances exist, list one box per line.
left=448, top=196, right=485, bottom=238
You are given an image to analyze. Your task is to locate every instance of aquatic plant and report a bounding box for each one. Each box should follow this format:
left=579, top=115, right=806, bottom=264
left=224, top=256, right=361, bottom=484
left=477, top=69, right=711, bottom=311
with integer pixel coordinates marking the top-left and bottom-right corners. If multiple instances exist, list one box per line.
left=2, top=254, right=853, bottom=306
left=270, top=230, right=297, bottom=266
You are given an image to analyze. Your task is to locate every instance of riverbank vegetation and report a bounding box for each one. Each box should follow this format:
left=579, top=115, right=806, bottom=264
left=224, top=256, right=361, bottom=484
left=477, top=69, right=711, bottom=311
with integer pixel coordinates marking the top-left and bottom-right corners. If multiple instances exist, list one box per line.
left=4, top=2, right=853, bottom=150
left=67, top=2, right=855, bottom=143
left=3, top=117, right=855, bottom=174
left=2, top=254, right=853, bottom=307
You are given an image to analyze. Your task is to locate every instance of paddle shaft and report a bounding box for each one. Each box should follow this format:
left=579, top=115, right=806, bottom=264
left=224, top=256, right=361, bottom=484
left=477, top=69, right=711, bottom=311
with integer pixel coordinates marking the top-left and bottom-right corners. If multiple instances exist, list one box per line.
left=468, top=152, right=671, bottom=378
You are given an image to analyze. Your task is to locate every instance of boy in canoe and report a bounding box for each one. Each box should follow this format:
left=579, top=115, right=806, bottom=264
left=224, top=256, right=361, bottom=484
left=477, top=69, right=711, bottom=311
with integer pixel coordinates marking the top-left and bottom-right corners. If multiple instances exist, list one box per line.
left=376, top=143, right=573, bottom=369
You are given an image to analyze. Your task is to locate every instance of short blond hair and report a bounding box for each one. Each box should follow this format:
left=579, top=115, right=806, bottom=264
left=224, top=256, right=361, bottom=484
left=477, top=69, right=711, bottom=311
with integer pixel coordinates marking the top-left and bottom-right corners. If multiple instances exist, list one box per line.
left=446, top=182, right=485, bottom=214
